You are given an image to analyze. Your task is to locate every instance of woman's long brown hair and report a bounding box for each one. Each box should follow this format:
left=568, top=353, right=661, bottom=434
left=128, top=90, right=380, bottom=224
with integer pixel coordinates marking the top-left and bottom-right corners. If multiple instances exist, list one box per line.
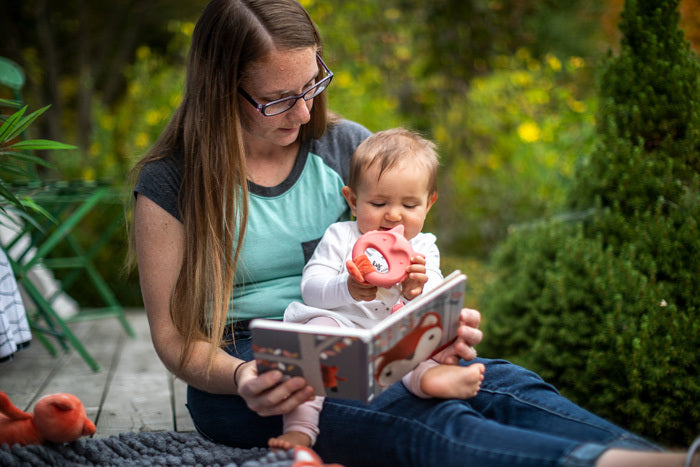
left=127, top=0, right=328, bottom=373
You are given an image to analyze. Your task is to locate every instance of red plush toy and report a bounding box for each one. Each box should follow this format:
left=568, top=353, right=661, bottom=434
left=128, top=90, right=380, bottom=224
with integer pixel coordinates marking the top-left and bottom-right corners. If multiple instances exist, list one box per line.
left=0, top=391, right=96, bottom=446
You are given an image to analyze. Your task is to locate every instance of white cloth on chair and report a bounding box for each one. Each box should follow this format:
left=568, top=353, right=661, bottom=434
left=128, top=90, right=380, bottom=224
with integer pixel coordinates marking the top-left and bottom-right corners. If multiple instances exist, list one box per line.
left=0, top=247, right=31, bottom=361
left=0, top=210, right=79, bottom=319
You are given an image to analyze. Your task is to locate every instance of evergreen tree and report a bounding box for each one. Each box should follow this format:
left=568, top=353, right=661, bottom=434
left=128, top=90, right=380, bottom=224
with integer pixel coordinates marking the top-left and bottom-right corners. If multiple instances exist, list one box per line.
left=480, top=0, right=699, bottom=446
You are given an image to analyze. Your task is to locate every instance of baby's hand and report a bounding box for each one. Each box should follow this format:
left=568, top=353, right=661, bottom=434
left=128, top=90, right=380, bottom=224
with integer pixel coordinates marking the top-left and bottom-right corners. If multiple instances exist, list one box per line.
left=401, top=255, right=428, bottom=300
left=347, top=276, right=378, bottom=302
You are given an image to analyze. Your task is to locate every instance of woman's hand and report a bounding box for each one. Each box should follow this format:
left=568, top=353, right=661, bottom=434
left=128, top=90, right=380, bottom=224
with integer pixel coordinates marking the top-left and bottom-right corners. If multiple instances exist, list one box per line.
left=401, top=255, right=428, bottom=300
left=236, top=362, right=315, bottom=417
left=432, top=308, right=483, bottom=364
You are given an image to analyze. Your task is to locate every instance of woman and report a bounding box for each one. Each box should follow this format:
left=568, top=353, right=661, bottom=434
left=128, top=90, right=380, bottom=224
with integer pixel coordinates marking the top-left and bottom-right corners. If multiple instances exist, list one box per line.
left=129, top=0, right=699, bottom=466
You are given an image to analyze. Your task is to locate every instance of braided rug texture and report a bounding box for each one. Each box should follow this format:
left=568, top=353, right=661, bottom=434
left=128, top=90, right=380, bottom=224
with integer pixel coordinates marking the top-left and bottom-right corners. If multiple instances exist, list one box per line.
left=0, top=431, right=274, bottom=466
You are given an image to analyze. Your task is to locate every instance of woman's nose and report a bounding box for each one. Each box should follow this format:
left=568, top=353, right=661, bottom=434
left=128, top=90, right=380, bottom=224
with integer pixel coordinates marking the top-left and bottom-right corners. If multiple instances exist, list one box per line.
left=289, top=97, right=311, bottom=123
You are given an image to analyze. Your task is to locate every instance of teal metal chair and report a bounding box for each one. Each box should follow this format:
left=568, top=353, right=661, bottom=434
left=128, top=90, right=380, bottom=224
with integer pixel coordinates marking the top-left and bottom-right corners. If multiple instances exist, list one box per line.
left=0, top=57, right=134, bottom=371
left=0, top=56, right=25, bottom=108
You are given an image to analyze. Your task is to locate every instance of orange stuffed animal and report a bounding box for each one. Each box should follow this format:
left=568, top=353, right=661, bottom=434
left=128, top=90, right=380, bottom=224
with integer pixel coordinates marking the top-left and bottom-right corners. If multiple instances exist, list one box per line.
left=0, top=391, right=96, bottom=446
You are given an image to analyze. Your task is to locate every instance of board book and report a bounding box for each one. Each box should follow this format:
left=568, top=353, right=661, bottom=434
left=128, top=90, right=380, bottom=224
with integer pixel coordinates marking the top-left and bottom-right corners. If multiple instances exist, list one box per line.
left=250, top=270, right=467, bottom=403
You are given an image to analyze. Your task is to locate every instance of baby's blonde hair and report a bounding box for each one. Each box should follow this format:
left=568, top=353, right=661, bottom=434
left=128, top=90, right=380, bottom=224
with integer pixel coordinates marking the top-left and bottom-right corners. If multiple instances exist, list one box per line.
left=348, top=128, right=439, bottom=196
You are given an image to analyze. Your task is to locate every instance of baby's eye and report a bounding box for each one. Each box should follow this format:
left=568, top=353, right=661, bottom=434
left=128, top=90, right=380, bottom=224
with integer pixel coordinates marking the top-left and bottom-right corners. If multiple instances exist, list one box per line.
left=370, top=202, right=385, bottom=207
left=403, top=204, right=418, bottom=209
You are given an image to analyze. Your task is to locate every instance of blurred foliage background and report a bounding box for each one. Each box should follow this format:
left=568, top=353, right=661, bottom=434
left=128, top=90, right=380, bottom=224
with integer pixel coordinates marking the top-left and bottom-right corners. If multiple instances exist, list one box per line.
left=1, top=0, right=698, bottom=447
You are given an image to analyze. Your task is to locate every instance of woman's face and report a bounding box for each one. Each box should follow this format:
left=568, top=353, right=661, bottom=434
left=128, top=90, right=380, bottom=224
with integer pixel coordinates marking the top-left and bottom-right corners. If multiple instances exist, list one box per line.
left=239, top=47, right=318, bottom=151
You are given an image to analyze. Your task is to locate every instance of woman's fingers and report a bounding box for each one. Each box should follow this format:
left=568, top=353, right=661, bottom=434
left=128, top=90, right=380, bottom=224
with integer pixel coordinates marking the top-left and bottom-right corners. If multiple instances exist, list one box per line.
left=459, top=308, right=483, bottom=347
left=258, top=380, right=315, bottom=417
left=240, top=370, right=314, bottom=417
left=460, top=308, right=481, bottom=329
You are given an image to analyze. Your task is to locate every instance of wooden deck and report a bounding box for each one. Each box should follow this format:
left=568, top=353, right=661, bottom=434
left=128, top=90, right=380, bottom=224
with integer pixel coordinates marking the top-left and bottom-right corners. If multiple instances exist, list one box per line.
left=0, top=310, right=196, bottom=437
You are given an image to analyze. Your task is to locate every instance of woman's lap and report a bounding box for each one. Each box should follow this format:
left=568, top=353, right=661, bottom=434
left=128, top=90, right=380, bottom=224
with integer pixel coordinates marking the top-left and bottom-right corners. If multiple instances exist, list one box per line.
left=187, top=337, right=659, bottom=467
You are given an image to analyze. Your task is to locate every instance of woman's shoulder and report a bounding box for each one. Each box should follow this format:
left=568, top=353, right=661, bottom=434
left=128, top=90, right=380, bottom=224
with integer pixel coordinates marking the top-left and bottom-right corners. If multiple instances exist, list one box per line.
left=134, top=152, right=184, bottom=221
left=327, top=119, right=372, bottom=139
left=139, top=153, right=183, bottom=180
left=307, top=119, right=371, bottom=183
left=310, top=119, right=371, bottom=155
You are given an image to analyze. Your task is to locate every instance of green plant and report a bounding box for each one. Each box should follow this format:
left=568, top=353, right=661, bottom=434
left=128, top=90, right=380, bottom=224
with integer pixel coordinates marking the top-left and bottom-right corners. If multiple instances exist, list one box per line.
left=479, top=0, right=700, bottom=447
left=0, top=101, right=75, bottom=222
left=429, top=50, right=596, bottom=257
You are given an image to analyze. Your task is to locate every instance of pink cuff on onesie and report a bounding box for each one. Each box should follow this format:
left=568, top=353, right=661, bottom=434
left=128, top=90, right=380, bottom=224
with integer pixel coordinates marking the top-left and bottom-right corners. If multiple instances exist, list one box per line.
left=283, top=395, right=324, bottom=446
left=401, top=359, right=440, bottom=399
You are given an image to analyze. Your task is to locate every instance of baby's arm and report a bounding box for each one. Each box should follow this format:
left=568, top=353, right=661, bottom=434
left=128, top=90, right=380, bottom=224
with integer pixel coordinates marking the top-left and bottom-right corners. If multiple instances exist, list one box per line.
left=300, top=224, right=361, bottom=308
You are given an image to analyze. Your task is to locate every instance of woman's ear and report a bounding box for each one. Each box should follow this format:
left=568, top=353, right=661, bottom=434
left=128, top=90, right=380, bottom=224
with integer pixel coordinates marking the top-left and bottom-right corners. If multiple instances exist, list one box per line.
left=342, top=186, right=358, bottom=216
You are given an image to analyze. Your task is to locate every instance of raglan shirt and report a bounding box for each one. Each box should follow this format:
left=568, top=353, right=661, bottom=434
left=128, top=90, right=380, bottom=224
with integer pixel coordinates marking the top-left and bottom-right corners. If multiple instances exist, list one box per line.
left=134, top=120, right=371, bottom=322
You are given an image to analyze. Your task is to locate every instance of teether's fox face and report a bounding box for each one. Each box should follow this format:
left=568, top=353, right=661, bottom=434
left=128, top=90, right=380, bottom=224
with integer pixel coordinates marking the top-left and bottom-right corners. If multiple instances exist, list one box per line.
left=348, top=225, right=417, bottom=288
left=373, top=312, right=443, bottom=387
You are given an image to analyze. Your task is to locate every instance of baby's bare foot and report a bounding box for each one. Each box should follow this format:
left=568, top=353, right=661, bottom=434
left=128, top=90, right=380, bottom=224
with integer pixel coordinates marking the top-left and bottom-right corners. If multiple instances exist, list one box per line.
left=420, top=363, right=485, bottom=399
left=268, top=431, right=312, bottom=450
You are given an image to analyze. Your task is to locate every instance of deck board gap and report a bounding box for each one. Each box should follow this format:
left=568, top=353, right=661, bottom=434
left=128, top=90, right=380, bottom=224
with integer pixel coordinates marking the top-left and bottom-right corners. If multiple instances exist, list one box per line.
left=22, top=351, right=72, bottom=412
left=93, top=329, right=128, bottom=428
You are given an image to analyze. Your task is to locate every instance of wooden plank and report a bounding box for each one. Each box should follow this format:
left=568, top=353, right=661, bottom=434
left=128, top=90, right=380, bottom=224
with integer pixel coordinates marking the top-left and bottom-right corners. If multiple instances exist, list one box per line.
left=94, top=311, right=174, bottom=437
left=41, top=317, right=124, bottom=422
left=0, top=342, right=67, bottom=410
left=172, top=375, right=196, bottom=433
left=0, top=315, right=112, bottom=412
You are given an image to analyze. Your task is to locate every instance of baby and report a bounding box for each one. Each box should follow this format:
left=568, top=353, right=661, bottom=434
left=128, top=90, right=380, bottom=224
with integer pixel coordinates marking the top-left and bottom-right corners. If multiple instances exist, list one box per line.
left=270, top=128, right=485, bottom=449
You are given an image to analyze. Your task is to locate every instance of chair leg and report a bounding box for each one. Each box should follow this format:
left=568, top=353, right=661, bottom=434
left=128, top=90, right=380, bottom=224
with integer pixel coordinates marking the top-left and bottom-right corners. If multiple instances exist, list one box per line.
left=61, top=232, right=135, bottom=338
left=27, top=319, right=59, bottom=356
left=20, top=276, right=101, bottom=372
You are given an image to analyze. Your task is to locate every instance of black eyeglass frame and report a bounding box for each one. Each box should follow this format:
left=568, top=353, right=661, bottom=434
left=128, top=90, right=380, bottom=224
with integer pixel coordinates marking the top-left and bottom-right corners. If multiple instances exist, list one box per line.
left=238, top=54, right=333, bottom=117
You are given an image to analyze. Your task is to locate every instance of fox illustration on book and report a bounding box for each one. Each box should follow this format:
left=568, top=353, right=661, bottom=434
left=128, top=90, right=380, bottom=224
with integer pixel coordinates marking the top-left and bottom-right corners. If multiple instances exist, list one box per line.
left=373, top=312, right=443, bottom=387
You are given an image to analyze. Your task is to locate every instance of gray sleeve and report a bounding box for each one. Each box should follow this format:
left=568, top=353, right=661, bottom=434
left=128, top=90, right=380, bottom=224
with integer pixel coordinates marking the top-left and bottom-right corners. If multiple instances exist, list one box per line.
left=309, top=120, right=372, bottom=183
left=133, top=156, right=183, bottom=222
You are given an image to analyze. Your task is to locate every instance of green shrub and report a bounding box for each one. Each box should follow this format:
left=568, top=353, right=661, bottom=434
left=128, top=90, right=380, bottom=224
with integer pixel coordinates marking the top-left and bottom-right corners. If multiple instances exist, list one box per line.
left=480, top=0, right=700, bottom=447
left=430, top=50, right=597, bottom=257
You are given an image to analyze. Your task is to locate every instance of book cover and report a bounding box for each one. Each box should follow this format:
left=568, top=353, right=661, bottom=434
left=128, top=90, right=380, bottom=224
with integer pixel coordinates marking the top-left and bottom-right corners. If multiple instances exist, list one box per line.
left=250, top=270, right=467, bottom=403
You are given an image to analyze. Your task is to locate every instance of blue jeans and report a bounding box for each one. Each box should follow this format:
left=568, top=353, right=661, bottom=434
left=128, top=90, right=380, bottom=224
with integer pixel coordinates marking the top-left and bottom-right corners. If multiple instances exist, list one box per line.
left=187, top=330, right=660, bottom=467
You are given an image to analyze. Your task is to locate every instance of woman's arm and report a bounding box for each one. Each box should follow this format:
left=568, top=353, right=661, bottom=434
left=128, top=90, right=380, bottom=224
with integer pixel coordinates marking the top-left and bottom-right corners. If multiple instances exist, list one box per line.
left=134, top=195, right=314, bottom=414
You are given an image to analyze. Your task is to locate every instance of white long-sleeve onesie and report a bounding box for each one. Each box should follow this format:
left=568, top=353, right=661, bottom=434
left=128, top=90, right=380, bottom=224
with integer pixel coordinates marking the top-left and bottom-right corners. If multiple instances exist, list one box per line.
left=281, top=221, right=443, bottom=444
left=284, top=221, right=442, bottom=328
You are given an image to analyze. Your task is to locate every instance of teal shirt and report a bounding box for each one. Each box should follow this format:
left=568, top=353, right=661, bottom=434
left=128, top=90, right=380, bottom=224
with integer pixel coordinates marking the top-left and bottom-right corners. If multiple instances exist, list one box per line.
left=233, top=151, right=349, bottom=320
left=135, top=120, right=371, bottom=323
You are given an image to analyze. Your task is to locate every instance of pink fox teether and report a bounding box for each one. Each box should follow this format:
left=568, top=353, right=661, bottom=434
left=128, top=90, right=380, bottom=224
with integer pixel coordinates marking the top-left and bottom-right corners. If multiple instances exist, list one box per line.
left=346, top=225, right=418, bottom=288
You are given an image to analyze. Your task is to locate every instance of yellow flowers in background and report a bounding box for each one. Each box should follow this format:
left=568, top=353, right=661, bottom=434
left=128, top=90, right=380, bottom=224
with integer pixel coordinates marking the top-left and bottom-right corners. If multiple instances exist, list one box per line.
left=518, top=121, right=542, bottom=143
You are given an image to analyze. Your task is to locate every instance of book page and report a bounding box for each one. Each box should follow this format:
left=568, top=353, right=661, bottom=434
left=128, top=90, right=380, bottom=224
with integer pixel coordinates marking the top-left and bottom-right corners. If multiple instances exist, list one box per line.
left=252, top=325, right=371, bottom=400
left=367, top=272, right=466, bottom=399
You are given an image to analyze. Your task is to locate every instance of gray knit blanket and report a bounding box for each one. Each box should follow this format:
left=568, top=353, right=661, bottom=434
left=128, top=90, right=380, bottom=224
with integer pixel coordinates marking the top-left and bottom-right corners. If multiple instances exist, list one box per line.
left=0, top=431, right=301, bottom=466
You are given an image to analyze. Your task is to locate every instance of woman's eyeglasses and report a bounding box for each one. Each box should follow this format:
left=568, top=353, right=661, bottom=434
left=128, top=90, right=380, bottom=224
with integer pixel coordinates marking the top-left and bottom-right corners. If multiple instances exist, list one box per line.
left=238, top=54, right=333, bottom=117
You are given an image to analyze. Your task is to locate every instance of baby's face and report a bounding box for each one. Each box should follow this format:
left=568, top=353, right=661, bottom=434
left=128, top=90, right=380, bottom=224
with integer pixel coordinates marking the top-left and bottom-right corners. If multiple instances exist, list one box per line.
left=348, top=162, right=437, bottom=240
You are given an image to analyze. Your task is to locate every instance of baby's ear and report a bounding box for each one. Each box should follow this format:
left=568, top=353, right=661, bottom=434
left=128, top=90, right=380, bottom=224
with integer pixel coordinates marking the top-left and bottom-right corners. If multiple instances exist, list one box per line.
left=426, top=192, right=438, bottom=211
left=342, top=186, right=357, bottom=214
